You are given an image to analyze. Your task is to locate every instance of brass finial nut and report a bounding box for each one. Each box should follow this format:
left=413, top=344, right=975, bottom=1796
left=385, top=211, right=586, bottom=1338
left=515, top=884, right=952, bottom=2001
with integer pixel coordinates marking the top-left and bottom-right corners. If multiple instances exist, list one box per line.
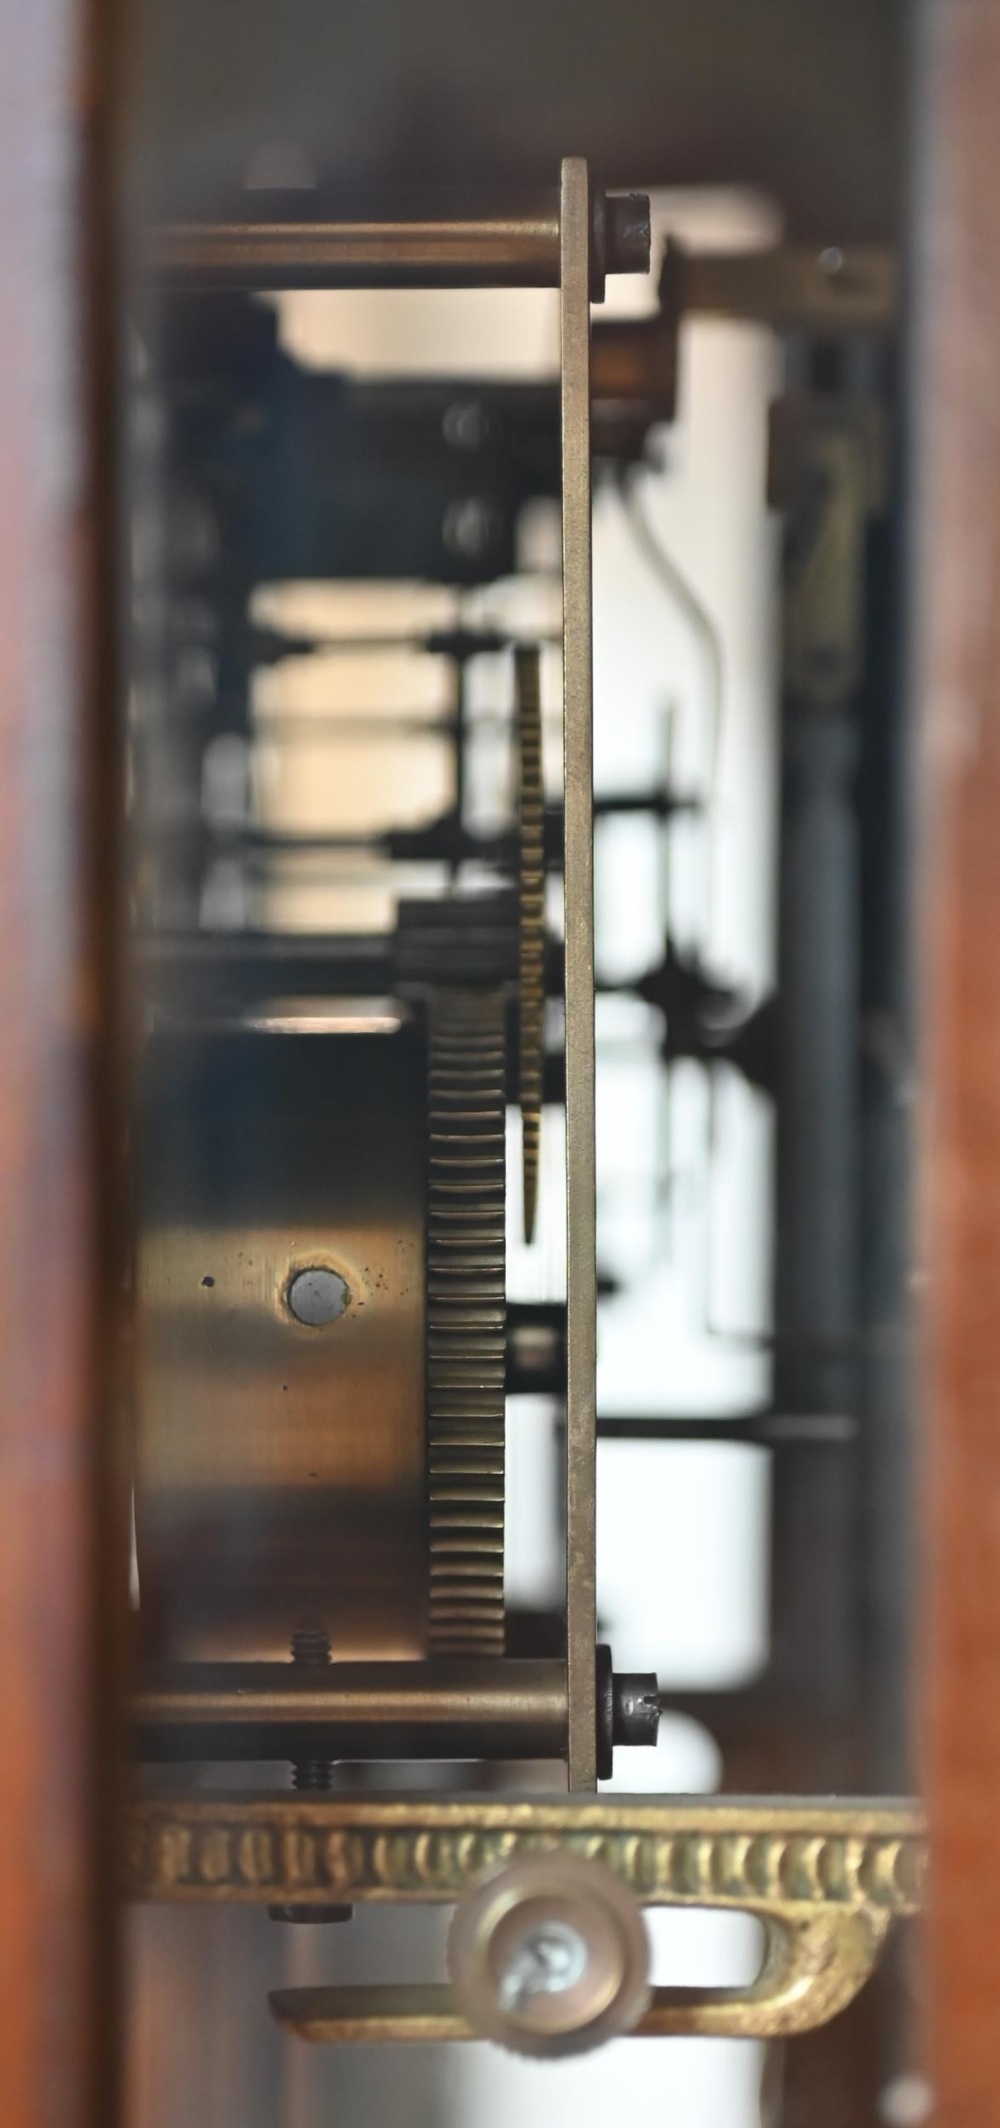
left=447, top=1853, right=650, bottom=2057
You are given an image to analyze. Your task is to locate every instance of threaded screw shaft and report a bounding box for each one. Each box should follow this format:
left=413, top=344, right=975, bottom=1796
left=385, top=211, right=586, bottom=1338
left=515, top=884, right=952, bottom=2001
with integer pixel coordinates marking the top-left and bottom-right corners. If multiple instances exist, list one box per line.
left=291, top=1620, right=331, bottom=1792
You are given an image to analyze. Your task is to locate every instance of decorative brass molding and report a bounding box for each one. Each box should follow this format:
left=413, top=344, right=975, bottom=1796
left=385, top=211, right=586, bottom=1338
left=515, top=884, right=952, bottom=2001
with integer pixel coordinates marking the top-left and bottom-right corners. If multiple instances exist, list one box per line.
left=125, top=1793, right=924, bottom=1911
left=126, top=1795, right=923, bottom=2043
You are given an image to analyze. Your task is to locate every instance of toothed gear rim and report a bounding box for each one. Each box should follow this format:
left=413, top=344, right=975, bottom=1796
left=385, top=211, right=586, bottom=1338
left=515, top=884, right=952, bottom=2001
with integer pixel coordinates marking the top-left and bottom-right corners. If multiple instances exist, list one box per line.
left=426, top=986, right=507, bottom=1655
left=515, top=644, right=545, bottom=1246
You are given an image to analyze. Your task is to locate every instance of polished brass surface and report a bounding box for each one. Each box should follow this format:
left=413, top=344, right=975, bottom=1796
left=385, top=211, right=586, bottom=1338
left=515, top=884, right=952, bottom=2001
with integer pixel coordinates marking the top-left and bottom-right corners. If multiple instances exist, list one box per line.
left=134, top=1027, right=427, bottom=1663
left=560, top=156, right=599, bottom=1789
left=144, top=194, right=649, bottom=293
left=515, top=646, right=545, bottom=1246
left=127, top=1793, right=923, bottom=2041
left=132, top=1659, right=567, bottom=1760
left=446, top=1852, right=651, bottom=2055
left=426, top=988, right=508, bottom=1655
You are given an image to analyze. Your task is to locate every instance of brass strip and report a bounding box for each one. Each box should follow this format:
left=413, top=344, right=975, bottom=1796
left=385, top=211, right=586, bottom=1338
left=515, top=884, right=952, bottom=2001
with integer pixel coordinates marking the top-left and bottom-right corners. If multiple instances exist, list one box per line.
left=270, top=1911, right=893, bottom=2042
left=560, top=157, right=598, bottom=1788
left=678, top=243, right=898, bottom=333
left=125, top=1793, right=924, bottom=1908
left=275, top=1986, right=469, bottom=2045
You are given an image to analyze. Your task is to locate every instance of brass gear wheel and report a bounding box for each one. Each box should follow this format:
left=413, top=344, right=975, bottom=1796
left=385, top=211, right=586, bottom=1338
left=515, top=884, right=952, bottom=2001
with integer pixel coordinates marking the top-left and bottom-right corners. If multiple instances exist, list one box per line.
left=515, top=644, right=545, bottom=1245
left=426, top=986, right=507, bottom=1655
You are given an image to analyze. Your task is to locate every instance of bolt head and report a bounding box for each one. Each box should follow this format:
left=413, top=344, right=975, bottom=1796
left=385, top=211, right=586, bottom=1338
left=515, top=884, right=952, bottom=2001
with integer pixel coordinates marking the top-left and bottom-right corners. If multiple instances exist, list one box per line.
left=447, top=1853, right=650, bottom=2057
left=286, top=1265, right=349, bottom=1328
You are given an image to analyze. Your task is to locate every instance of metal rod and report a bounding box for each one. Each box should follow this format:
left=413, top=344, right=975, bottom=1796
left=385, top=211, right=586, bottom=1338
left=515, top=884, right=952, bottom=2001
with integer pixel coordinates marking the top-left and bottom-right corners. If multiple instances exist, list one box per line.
left=560, top=157, right=598, bottom=1791
left=132, top=1659, right=568, bottom=1762
left=249, top=712, right=459, bottom=737
left=596, top=1412, right=856, bottom=1446
left=239, top=627, right=561, bottom=658
left=147, top=211, right=562, bottom=290
left=144, top=193, right=649, bottom=293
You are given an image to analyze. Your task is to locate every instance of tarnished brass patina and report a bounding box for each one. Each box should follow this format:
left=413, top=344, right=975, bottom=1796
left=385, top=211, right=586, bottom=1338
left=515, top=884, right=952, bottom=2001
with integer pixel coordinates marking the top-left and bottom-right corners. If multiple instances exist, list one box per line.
left=134, top=1026, right=427, bottom=1663
left=561, top=155, right=599, bottom=1793
left=125, top=1793, right=924, bottom=2043
left=131, top=1658, right=567, bottom=1761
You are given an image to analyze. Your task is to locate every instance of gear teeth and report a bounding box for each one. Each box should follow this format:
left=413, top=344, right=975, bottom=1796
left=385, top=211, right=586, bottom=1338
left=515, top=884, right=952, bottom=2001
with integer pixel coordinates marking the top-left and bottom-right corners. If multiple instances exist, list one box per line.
left=515, top=645, right=545, bottom=1245
left=427, top=987, right=507, bottom=1656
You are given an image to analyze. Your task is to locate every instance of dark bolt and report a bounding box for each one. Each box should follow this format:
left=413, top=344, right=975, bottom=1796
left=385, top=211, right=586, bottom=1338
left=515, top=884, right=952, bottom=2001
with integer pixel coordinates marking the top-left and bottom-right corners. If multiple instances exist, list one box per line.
left=612, top=1673, right=661, bottom=1749
left=268, top=1623, right=344, bottom=1923
left=596, top=1645, right=660, bottom=1778
left=605, top=193, right=652, bottom=278
left=291, top=1621, right=331, bottom=1795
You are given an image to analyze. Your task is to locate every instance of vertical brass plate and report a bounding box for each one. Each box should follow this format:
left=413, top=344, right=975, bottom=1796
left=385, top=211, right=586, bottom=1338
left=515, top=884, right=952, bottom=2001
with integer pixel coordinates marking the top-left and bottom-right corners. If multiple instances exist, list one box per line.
left=560, top=156, right=598, bottom=1788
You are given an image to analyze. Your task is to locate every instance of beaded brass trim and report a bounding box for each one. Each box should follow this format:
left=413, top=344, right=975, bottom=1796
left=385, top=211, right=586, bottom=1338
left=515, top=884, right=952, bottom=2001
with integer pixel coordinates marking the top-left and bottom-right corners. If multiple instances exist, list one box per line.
left=125, top=1794, right=924, bottom=1912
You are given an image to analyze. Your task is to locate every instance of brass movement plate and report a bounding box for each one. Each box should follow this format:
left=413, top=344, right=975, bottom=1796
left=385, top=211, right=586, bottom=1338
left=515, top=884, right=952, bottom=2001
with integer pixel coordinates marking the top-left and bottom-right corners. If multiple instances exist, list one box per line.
left=135, top=1028, right=427, bottom=1663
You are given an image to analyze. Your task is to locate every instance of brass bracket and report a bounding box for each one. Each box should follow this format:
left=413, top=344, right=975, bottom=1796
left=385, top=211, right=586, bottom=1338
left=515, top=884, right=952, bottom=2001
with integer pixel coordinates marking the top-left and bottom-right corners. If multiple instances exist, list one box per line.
left=270, top=1912, right=890, bottom=2043
left=125, top=1794, right=924, bottom=2042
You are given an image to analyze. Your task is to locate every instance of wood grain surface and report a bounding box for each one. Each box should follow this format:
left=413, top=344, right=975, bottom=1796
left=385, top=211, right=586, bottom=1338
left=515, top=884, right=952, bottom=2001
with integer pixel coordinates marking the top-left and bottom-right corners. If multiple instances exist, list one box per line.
left=917, top=1, right=1000, bottom=2120
left=0, top=1, right=121, bottom=2125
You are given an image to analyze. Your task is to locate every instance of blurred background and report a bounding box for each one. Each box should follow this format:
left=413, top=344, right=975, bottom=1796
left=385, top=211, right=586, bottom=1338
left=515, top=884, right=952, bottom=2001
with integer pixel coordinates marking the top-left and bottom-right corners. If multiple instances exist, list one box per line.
left=121, top=0, right=914, bottom=2110
left=127, top=167, right=913, bottom=2120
